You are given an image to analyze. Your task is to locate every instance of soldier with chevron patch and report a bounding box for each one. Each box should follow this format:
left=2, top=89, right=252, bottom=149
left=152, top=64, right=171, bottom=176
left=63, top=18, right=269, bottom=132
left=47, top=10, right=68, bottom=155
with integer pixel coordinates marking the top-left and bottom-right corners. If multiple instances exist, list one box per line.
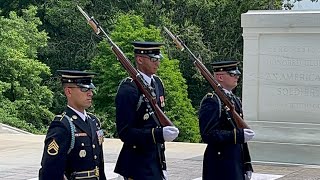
left=39, top=70, right=106, bottom=180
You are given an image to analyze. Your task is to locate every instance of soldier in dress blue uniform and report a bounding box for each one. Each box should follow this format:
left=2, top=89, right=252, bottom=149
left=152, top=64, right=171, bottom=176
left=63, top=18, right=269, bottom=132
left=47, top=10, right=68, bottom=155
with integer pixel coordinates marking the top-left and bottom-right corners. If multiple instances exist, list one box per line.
left=39, top=70, right=106, bottom=180
left=198, top=60, right=255, bottom=180
left=114, top=41, right=179, bottom=180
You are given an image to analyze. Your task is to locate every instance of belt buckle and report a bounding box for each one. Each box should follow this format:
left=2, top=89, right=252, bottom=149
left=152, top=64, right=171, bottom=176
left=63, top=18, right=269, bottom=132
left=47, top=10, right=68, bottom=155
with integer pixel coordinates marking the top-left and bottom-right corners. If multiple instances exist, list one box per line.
left=94, top=167, right=99, bottom=177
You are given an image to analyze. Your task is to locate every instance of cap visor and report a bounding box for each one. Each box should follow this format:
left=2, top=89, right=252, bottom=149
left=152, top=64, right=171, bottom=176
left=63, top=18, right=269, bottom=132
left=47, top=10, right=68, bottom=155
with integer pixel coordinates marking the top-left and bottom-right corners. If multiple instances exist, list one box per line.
left=147, top=54, right=163, bottom=59
left=228, top=70, right=241, bottom=75
left=77, top=83, right=96, bottom=89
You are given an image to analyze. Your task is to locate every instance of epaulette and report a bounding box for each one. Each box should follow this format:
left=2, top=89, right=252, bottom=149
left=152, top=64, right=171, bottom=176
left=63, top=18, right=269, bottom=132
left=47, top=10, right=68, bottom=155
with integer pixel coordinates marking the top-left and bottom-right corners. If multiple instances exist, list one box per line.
left=122, top=77, right=134, bottom=83
left=200, top=91, right=222, bottom=118
left=117, top=77, right=134, bottom=93
left=200, top=92, right=215, bottom=106
left=153, top=75, right=164, bottom=88
left=53, top=112, right=66, bottom=121
left=205, top=92, right=215, bottom=99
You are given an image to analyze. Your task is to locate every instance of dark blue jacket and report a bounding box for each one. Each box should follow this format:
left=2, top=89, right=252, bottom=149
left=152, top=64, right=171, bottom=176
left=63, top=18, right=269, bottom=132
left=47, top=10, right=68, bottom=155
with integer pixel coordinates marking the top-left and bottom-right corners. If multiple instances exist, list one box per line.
left=114, top=76, right=166, bottom=180
left=199, top=93, right=253, bottom=180
left=39, top=107, right=106, bottom=180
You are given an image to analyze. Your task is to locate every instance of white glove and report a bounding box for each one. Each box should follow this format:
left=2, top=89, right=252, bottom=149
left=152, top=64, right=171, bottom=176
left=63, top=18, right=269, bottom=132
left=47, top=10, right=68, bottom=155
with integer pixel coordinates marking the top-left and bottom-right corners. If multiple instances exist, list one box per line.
left=243, top=129, right=255, bottom=143
left=163, top=170, right=168, bottom=180
left=245, top=171, right=252, bottom=180
left=163, top=126, right=179, bottom=142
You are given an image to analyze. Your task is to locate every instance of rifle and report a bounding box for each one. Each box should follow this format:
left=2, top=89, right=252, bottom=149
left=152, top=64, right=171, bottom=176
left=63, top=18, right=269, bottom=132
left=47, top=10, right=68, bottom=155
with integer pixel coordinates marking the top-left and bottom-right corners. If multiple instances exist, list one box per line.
left=163, top=27, right=249, bottom=129
left=77, top=6, right=173, bottom=126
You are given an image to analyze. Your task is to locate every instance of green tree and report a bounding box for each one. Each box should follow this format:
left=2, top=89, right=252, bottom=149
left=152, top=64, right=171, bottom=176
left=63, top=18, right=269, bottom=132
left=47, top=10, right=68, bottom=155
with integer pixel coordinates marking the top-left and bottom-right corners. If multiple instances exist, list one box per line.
left=103, top=0, right=282, bottom=104
left=33, top=0, right=124, bottom=114
left=0, top=6, right=53, bottom=133
left=91, top=13, right=200, bottom=142
left=0, top=0, right=284, bottom=137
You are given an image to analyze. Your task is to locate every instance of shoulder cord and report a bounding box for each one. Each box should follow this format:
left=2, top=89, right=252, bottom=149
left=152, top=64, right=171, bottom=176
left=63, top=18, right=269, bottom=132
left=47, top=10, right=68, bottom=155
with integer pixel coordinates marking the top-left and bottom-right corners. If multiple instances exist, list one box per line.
left=64, top=114, right=75, bottom=154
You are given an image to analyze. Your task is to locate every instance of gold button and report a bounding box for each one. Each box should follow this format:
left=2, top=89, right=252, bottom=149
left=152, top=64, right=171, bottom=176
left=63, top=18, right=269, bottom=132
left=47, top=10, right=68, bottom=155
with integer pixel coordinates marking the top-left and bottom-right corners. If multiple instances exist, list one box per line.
left=94, top=155, right=97, bottom=159
left=81, top=143, right=84, bottom=146
left=92, top=144, right=96, bottom=148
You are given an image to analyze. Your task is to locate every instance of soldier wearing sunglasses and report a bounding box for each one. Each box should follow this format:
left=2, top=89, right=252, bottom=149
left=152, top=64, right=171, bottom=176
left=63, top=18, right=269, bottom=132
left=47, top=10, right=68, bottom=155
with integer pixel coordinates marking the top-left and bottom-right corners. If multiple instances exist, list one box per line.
left=114, top=41, right=179, bottom=180
left=199, top=60, right=255, bottom=180
left=39, top=70, right=106, bottom=180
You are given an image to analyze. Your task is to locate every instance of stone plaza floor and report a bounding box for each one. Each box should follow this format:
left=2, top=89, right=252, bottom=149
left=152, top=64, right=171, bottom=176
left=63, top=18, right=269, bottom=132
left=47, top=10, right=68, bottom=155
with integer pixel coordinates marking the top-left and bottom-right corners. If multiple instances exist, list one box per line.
left=1, top=133, right=320, bottom=180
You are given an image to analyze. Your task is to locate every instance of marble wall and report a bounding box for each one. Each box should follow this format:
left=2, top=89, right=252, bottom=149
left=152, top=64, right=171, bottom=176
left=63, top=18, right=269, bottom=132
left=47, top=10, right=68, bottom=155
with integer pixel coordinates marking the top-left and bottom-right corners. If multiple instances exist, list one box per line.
left=242, top=10, right=320, bottom=165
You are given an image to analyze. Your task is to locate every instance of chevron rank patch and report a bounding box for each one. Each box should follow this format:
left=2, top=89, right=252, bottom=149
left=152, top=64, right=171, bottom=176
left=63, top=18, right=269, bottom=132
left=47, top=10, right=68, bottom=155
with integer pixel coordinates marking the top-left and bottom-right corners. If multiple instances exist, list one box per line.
left=47, top=139, right=59, bottom=156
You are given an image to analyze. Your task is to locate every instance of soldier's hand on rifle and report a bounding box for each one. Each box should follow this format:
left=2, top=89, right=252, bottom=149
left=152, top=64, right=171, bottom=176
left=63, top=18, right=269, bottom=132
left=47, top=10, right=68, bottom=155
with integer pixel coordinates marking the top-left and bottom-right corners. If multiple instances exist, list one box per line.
left=163, top=126, right=179, bottom=142
left=243, top=129, right=255, bottom=143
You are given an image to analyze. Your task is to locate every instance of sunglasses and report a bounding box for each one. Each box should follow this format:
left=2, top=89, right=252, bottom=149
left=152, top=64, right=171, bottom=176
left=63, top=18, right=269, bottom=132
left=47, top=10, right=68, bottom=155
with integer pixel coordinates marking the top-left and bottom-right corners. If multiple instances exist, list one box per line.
left=140, top=55, right=161, bottom=62
left=227, top=72, right=240, bottom=77
left=149, top=57, right=161, bottom=62
left=216, top=72, right=240, bottom=77
left=67, top=87, right=94, bottom=92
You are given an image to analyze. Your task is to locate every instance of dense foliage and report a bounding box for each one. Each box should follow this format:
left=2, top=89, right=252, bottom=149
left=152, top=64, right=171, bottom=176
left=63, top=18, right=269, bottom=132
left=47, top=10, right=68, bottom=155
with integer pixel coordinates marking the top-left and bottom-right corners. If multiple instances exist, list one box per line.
left=0, top=6, right=53, bottom=133
left=91, top=14, right=199, bottom=142
left=0, top=0, right=284, bottom=142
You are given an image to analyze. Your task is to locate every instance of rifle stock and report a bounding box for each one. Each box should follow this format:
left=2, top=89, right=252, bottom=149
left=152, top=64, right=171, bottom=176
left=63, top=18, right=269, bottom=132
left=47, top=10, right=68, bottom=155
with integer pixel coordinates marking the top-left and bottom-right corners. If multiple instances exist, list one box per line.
left=163, top=27, right=249, bottom=129
left=77, top=6, right=173, bottom=126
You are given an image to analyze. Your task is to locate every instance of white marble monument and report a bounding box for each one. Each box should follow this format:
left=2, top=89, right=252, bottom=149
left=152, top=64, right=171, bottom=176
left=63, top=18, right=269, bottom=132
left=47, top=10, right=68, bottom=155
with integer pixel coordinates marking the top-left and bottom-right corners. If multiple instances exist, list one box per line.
left=242, top=10, right=320, bottom=165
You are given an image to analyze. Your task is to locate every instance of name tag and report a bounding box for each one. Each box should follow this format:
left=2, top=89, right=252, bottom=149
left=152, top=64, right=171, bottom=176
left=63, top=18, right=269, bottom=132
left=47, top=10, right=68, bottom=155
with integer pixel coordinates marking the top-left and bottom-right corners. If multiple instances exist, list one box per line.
left=75, top=133, right=88, bottom=137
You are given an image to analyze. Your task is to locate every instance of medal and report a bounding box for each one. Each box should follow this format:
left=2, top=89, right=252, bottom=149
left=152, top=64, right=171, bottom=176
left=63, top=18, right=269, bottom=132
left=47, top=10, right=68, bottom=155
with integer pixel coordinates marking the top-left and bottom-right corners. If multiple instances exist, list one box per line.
left=160, top=96, right=165, bottom=107
left=96, top=130, right=104, bottom=145
left=98, top=136, right=104, bottom=145
left=143, top=113, right=149, bottom=120
left=79, top=150, right=86, bottom=158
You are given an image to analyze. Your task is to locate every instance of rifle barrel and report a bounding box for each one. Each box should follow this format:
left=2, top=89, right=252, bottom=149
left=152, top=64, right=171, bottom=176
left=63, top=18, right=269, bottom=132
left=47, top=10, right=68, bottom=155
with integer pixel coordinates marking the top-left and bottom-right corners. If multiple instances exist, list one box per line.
left=163, top=27, right=249, bottom=129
